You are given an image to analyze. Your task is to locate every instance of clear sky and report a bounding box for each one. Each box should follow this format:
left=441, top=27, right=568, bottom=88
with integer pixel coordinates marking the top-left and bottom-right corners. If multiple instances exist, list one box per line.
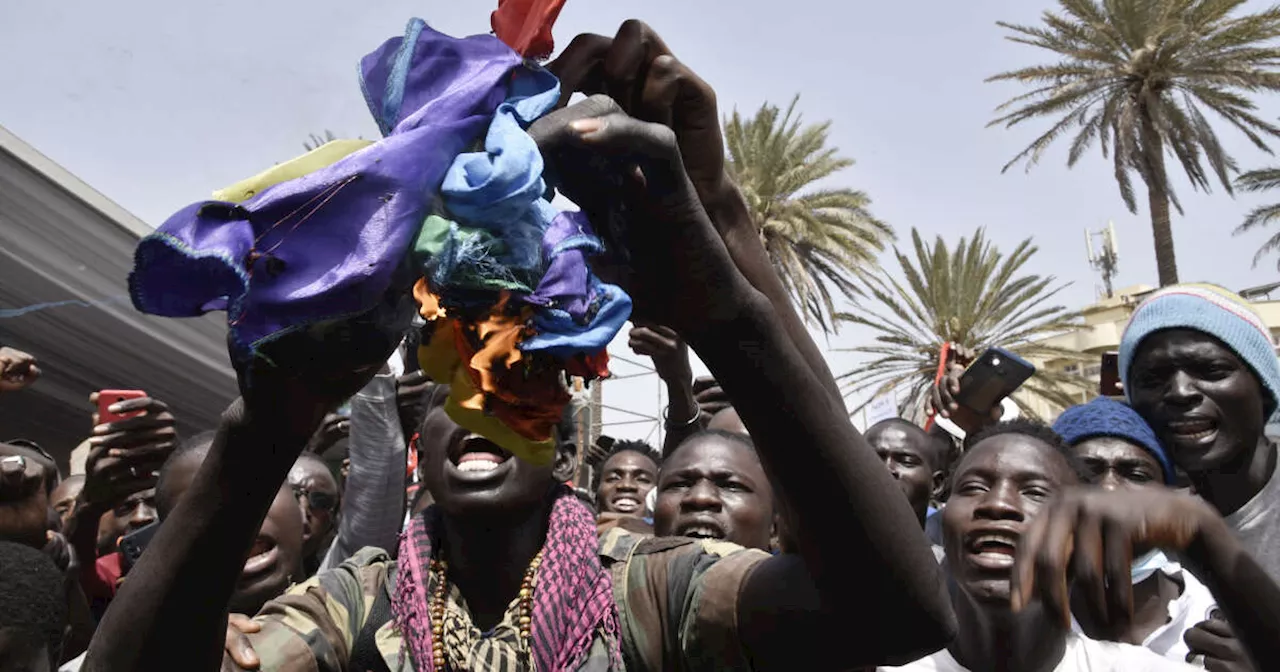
left=3, top=0, right=1279, bottom=443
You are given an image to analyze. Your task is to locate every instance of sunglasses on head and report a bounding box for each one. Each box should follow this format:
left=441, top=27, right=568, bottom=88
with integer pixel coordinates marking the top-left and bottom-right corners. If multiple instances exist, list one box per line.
left=292, top=486, right=338, bottom=513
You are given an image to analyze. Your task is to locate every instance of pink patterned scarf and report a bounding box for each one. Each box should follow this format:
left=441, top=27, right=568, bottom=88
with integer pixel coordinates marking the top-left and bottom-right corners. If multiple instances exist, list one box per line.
left=392, top=486, right=621, bottom=671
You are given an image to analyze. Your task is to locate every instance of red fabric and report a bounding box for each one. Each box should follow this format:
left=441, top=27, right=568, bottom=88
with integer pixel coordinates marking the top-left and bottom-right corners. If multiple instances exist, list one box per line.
left=490, top=0, right=568, bottom=59
left=406, top=434, right=419, bottom=478
left=452, top=316, right=569, bottom=443
left=563, top=351, right=609, bottom=380
left=82, top=552, right=123, bottom=604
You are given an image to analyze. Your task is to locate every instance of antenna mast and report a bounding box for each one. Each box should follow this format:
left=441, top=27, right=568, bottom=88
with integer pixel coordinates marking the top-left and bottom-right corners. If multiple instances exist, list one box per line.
left=1085, top=222, right=1120, bottom=299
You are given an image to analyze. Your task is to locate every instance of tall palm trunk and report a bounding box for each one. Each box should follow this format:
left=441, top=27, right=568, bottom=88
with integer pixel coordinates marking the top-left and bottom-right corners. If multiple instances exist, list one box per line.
left=1140, top=107, right=1180, bottom=286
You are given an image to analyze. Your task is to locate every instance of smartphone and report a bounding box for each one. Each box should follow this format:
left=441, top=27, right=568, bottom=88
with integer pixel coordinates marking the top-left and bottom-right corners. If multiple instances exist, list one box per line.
left=954, top=347, right=1036, bottom=415
left=1099, top=352, right=1122, bottom=397
left=97, top=389, right=147, bottom=424
left=119, top=520, right=159, bottom=574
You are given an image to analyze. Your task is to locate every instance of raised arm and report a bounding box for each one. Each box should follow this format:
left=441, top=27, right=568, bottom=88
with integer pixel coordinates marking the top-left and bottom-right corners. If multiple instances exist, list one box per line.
left=318, top=369, right=407, bottom=572
left=1016, top=487, right=1280, bottom=671
left=548, top=21, right=843, bottom=404
left=626, top=324, right=704, bottom=457
left=534, top=97, right=955, bottom=670
left=0, top=346, right=41, bottom=394
left=68, top=396, right=176, bottom=601
left=83, top=350, right=388, bottom=671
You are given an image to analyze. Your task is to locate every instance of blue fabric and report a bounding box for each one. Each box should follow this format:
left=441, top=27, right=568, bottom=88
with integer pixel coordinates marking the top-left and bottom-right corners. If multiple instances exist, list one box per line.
left=1119, top=285, right=1280, bottom=418
left=440, top=67, right=561, bottom=278
left=523, top=284, right=632, bottom=356
left=924, top=507, right=944, bottom=547
left=1053, top=397, right=1175, bottom=484
left=377, top=18, right=426, bottom=137
left=434, top=64, right=632, bottom=357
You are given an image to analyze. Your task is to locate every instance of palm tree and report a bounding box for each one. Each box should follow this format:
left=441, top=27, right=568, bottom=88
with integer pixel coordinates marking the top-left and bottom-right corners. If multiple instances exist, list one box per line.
left=988, top=0, right=1280, bottom=287
left=1234, top=166, right=1280, bottom=268
left=725, top=95, right=894, bottom=332
left=838, top=228, right=1090, bottom=423
left=303, top=129, right=339, bottom=151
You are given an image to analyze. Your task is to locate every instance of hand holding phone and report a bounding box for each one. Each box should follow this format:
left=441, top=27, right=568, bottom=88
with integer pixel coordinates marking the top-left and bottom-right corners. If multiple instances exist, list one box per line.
left=96, top=390, right=148, bottom=425
left=931, top=345, right=1034, bottom=435
left=82, top=395, right=177, bottom=510
left=954, top=348, right=1035, bottom=415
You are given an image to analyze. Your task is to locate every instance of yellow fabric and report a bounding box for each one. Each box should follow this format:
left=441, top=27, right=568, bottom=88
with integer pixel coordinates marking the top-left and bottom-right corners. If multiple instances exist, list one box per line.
left=467, top=295, right=533, bottom=403
left=418, top=321, right=461, bottom=385
left=445, top=366, right=557, bottom=466
left=418, top=329, right=557, bottom=467
left=211, top=139, right=374, bottom=203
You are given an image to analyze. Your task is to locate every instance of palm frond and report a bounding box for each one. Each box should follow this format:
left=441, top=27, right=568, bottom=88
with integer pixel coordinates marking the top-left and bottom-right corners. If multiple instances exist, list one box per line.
left=725, top=94, right=894, bottom=331
left=1232, top=165, right=1280, bottom=267
left=839, top=227, right=1090, bottom=421
left=988, top=0, right=1280, bottom=282
left=302, top=129, right=339, bottom=152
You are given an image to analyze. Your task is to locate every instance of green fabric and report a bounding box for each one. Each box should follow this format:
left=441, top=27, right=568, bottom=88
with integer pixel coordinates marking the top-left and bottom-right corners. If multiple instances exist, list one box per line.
left=412, top=215, right=533, bottom=293
left=413, top=215, right=458, bottom=259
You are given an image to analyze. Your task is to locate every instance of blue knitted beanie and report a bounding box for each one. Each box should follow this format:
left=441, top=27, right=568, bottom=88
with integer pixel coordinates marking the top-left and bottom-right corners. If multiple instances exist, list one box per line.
left=1119, top=284, right=1280, bottom=419
left=1053, top=397, right=1175, bottom=484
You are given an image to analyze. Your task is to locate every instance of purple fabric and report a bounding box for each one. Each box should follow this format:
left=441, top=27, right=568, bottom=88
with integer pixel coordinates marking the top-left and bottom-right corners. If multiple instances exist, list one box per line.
left=361, top=22, right=521, bottom=136
left=130, top=23, right=524, bottom=361
left=522, top=211, right=602, bottom=320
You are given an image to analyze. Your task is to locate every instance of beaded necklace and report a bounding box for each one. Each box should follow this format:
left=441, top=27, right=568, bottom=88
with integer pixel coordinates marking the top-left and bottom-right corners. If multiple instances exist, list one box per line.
left=428, top=549, right=545, bottom=670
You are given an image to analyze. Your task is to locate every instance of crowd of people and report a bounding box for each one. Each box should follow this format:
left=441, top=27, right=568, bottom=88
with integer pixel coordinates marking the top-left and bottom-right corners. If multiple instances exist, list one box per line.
left=2, top=16, right=1280, bottom=672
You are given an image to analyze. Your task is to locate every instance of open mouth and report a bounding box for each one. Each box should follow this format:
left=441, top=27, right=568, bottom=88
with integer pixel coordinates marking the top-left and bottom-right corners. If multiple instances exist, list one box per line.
left=446, top=433, right=514, bottom=480
left=965, top=529, right=1019, bottom=569
left=1167, top=417, right=1218, bottom=443
left=241, top=536, right=279, bottom=578
left=677, top=519, right=726, bottom=540
left=610, top=495, right=641, bottom=513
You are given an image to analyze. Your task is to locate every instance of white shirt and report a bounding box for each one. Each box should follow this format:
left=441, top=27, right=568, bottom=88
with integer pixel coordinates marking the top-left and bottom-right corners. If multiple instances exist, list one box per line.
left=1069, top=564, right=1217, bottom=665
left=880, top=631, right=1199, bottom=671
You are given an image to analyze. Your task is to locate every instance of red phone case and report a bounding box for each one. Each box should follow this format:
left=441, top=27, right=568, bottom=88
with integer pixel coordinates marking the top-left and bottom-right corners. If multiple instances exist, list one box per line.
left=924, top=343, right=953, bottom=431
left=98, top=389, right=147, bottom=424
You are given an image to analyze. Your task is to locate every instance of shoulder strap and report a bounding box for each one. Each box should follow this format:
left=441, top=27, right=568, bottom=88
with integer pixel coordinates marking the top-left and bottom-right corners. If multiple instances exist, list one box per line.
left=350, top=584, right=394, bottom=672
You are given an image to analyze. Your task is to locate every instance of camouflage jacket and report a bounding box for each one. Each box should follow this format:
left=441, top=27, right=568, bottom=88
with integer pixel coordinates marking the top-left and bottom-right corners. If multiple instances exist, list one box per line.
left=238, top=528, right=770, bottom=671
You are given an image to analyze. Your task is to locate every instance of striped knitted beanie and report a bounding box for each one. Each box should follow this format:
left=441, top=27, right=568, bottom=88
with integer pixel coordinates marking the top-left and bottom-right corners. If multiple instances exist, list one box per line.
left=1119, top=283, right=1280, bottom=417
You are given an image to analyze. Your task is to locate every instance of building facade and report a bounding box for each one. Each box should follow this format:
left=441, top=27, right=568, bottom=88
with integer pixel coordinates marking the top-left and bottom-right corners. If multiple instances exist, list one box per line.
left=1025, top=283, right=1280, bottom=421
